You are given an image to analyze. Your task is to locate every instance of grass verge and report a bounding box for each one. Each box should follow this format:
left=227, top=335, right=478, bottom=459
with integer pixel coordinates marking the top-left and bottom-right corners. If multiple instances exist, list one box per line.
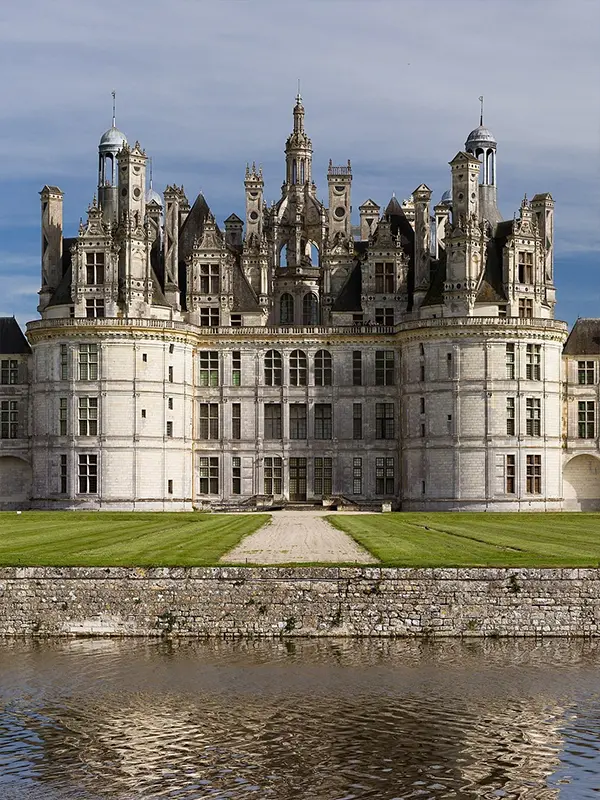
left=0, top=512, right=269, bottom=567
left=327, top=512, right=600, bottom=567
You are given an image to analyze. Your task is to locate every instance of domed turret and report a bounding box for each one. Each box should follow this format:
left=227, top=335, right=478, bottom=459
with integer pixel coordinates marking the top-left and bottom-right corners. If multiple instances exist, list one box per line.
left=146, top=187, right=163, bottom=207
left=464, top=97, right=496, bottom=188
left=440, top=188, right=452, bottom=206
left=98, top=92, right=127, bottom=223
left=99, top=125, right=128, bottom=153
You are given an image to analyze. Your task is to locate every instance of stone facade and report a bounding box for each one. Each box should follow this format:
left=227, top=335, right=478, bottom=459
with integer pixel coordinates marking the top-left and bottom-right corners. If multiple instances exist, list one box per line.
left=0, top=567, right=600, bottom=638
left=2, top=98, right=600, bottom=510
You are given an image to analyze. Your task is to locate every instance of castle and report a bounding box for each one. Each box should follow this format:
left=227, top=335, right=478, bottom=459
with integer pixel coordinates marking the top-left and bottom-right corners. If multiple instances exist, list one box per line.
left=1, top=96, right=599, bottom=511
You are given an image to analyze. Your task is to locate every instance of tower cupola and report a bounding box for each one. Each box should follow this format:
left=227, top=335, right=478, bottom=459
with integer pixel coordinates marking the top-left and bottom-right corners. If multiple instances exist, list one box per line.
left=285, top=92, right=313, bottom=188
left=464, top=96, right=496, bottom=187
left=98, top=91, right=127, bottom=223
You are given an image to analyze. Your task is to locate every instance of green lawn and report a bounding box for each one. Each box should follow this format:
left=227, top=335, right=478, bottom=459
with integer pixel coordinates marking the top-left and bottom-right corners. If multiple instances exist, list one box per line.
left=328, top=513, right=600, bottom=567
left=0, top=512, right=269, bottom=567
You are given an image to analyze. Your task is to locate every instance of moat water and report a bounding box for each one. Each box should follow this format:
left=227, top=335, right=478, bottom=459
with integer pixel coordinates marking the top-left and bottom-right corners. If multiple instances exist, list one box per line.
left=1, top=639, right=600, bottom=799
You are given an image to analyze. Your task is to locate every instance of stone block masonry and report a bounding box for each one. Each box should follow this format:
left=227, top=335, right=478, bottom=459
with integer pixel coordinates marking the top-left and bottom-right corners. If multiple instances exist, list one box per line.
left=0, top=567, right=599, bottom=638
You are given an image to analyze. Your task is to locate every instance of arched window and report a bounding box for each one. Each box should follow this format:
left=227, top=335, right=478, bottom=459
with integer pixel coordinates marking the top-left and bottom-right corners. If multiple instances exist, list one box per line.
left=292, top=159, right=297, bottom=185
left=279, top=244, right=287, bottom=267
left=290, top=350, right=307, bottom=386
left=264, top=350, right=282, bottom=386
left=280, top=293, right=294, bottom=325
left=315, top=350, right=332, bottom=386
left=302, top=293, right=319, bottom=325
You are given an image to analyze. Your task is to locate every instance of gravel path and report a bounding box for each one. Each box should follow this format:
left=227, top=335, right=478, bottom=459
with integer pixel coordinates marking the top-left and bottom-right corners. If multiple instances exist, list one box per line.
left=220, top=510, right=378, bottom=564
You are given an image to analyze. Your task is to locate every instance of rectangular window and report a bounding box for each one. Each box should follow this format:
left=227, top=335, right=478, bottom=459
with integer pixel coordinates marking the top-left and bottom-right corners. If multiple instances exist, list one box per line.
left=264, top=456, right=283, bottom=495
left=0, top=400, right=18, bottom=439
left=315, top=350, right=332, bottom=386
left=230, top=314, right=242, bottom=327
left=518, top=251, right=533, bottom=284
left=375, top=350, right=395, bottom=386
left=0, top=359, right=18, bottom=385
left=141, top=409, right=146, bottom=419
left=419, top=363, right=425, bottom=382
left=375, top=308, right=394, bottom=326
left=60, top=345, right=69, bottom=381
left=314, top=403, right=332, bottom=440
left=168, top=397, right=173, bottom=410
left=199, top=403, right=219, bottom=440
left=78, top=344, right=98, bottom=381
left=375, top=262, right=395, bottom=293
left=420, top=397, right=425, bottom=415
left=498, top=305, right=507, bottom=318
left=314, top=457, right=333, bottom=496
left=578, top=400, right=595, bottom=439
left=199, top=456, right=219, bottom=494
left=232, top=403, right=241, bottom=440
left=166, top=420, right=173, bottom=437
left=352, top=457, right=362, bottom=495
left=59, top=397, right=67, bottom=435
left=506, top=343, right=516, bottom=379
left=264, top=403, right=282, bottom=439
left=526, top=454, right=542, bottom=494
left=60, top=454, right=68, bottom=494
left=78, top=397, right=98, bottom=436
left=526, top=344, right=541, bottom=380
left=352, top=313, right=364, bottom=325
left=506, top=397, right=516, bottom=436
left=78, top=454, right=98, bottom=494
left=200, top=307, right=220, bottom=327
left=375, top=457, right=394, bottom=495
left=232, top=351, right=241, bottom=386
left=290, top=403, right=307, bottom=439
left=199, top=352, right=219, bottom=387
left=199, top=263, right=220, bottom=294
left=420, top=422, right=426, bottom=438
left=169, top=344, right=174, bottom=354
left=447, top=414, right=453, bottom=434
left=232, top=456, right=241, bottom=495
left=167, top=479, right=173, bottom=495
left=85, top=251, right=105, bottom=285
left=578, top=361, right=595, bottom=385
left=85, top=298, right=105, bottom=318
left=168, top=366, right=173, bottom=383
left=506, top=454, right=516, bottom=494
left=526, top=397, right=541, bottom=437
left=353, top=403, right=362, bottom=440
left=142, top=353, right=148, bottom=363
left=376, top=403, right=394, bottom=439
left=446, top=352, right=453, bottom=378
left=352, top=351, right=362, bottom=386
left=519, top=298, right=533, bottom=319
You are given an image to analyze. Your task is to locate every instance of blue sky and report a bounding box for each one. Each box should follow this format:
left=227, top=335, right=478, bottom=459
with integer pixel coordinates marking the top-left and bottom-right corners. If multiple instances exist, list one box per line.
left=1, top=0, right=598, bottom=329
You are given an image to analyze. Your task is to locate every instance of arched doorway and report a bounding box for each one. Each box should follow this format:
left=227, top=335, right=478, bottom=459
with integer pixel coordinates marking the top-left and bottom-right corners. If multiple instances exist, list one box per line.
left=0, top=456, right=32, bottom=507
left=563, top=454, right=600, bottom=511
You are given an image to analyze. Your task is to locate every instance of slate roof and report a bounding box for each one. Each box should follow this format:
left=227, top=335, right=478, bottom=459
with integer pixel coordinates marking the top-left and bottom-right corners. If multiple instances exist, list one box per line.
left=0, top=318, right=31, bottom=354
left=231, top=263, right=261, bottom=312
left=178, top=193, right=212, bottom=307
left=563, top=320, right=600, bottom=355
left=331, top=260, right=362, bottom=312
left=47, top=264, right=73, bottom=307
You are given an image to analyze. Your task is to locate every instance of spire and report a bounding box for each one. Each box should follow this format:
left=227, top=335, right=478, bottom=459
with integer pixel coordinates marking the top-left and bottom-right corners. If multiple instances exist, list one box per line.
left=293, top=88, right=304, bottom=134
left=111, top=90, right=116, bottom=128
left=479, top=95, right=484, bottom=127
left=149, top=157, right=153, bottom=189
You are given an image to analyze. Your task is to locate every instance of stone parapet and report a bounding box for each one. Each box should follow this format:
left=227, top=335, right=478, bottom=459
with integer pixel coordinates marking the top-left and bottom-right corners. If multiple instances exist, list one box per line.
left=0, top=567, right=598, bottom=638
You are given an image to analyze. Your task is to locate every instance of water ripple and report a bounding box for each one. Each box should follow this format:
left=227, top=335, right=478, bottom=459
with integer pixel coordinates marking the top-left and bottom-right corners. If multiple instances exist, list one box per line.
left=1, top=639, right=600, bottom=798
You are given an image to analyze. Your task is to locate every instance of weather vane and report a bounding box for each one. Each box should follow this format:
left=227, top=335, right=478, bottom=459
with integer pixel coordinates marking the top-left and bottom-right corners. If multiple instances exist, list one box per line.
left=479, top=95, right=484, bottom=126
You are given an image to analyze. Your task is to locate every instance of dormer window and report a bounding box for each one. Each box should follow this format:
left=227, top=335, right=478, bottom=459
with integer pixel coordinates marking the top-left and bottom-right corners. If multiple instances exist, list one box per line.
left=86, top=252, right=105, bottom=285
left=200, top=263, right=219, bottom=294
left=518, top=251, right=533, bottom=284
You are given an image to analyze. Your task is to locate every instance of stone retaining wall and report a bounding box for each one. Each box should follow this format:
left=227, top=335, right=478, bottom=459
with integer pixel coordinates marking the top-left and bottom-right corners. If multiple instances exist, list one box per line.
left=0, top=566, right=598, bottom=638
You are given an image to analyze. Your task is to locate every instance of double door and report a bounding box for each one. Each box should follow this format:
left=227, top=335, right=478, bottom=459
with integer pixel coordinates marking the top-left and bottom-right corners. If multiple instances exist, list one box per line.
left=289, top=457, right=307, bottom=501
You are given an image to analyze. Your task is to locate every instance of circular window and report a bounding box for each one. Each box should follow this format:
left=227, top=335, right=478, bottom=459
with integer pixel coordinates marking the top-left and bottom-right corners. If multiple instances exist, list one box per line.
left=456, top=283, right=461, bottom=289
left=458, top=193, right=464, bottom=201
left=121, top=188, right=127, bottom=197
left=249, top=211, right=259, bottom=221
left=334, top=206, right=345, bottom=219
left=471, top=192, right=476, bottom=199
left=133, top=187, right=141, bottom=199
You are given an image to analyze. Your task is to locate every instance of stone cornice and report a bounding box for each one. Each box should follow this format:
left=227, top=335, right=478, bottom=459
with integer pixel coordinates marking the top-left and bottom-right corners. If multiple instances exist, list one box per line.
left=26, top=316, right=569, bottom=347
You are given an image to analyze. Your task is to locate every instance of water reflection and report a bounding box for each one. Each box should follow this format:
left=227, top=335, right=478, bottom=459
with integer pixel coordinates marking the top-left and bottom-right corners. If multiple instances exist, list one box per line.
left=0, top=639, right=599, bottom=798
